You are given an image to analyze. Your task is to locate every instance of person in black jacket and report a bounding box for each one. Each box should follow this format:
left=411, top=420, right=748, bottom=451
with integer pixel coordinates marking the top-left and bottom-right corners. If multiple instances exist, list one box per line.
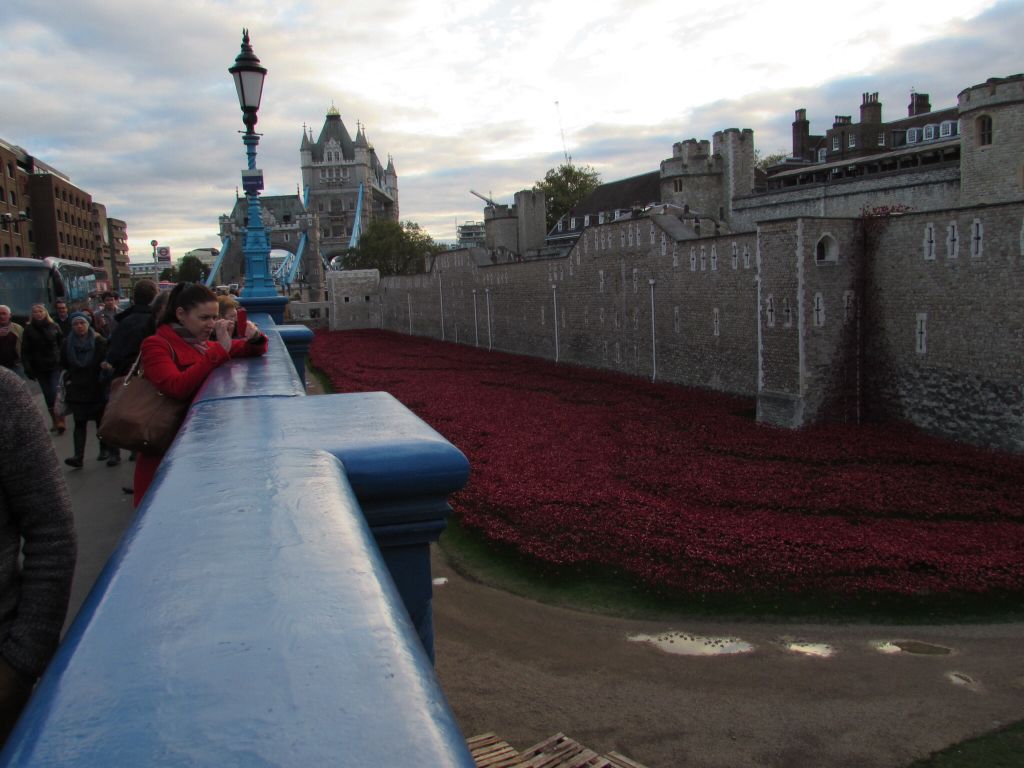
left=102, top=280, right=158, bottom=377
left=20, top=305, right=64, bottom=434
left=59, top=313, right=112, bottom=469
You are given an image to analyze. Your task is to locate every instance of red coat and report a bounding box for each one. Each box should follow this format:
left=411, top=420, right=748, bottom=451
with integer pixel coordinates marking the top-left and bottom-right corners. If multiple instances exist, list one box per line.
left=133, top=324, right=268, bottom=506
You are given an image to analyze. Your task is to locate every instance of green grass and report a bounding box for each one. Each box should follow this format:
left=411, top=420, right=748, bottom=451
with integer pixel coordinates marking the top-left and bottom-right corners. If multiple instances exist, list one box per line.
left=906, top=721, right=1024, bottom=768
left=438, top=515, right=1024, bottom=624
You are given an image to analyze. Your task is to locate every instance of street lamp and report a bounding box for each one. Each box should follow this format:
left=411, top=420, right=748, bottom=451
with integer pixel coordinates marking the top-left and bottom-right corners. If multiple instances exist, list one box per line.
left=228, top=28, right=286, bottom=318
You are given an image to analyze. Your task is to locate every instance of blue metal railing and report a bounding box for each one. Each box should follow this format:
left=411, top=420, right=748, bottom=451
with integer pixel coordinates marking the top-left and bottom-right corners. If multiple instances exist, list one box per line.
left=0, top=318, right=473, bottom=766
left=203, top=236, right=232, bottom=288
left=348, top=182, right=364, bottom=250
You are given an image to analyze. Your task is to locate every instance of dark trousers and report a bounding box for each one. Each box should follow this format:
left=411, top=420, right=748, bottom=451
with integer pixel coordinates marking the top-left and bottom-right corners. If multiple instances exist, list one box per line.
left=69, top=402, right=113, bottom=459
left=35, top=369, right=61, bottom=411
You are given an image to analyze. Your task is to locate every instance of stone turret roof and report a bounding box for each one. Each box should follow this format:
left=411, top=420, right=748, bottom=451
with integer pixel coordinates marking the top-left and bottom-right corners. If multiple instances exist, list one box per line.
left=354, top=127, right=369, bottom=149
left=314, top=109, right=355, bottom=161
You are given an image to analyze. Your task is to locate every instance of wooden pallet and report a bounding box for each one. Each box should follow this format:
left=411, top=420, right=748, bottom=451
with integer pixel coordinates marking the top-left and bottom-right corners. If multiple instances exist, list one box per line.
left=468, top=732, right=650, bottom=768
left=467, top=732, right=524, bottom=768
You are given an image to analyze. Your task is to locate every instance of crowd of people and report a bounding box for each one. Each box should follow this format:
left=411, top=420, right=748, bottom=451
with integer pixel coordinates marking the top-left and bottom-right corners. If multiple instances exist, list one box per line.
left=0, top=280, right=269, bottom=744
left=1, top=280, right=268, bottom=497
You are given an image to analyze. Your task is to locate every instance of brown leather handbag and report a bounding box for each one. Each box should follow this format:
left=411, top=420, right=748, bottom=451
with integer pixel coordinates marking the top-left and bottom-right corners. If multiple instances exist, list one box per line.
left=98, top=345, right=189, bottom=456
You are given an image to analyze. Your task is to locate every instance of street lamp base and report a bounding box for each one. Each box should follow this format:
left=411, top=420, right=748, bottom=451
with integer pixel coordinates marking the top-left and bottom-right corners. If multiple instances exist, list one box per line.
left=238, top=295, right=289, bottom=324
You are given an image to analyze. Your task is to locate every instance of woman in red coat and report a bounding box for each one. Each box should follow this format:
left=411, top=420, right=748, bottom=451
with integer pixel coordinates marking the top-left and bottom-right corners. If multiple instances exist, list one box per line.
left=133, top=283, right=267, bottom=506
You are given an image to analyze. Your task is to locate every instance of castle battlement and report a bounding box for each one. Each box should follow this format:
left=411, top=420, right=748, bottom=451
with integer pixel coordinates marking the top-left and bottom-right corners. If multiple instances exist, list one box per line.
left=958, top=74, right=1024, bottom=113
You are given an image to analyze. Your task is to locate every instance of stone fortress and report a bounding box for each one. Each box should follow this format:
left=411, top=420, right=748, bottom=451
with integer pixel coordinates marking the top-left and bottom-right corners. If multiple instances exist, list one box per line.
left=328, top=74, right=1024, bottom=453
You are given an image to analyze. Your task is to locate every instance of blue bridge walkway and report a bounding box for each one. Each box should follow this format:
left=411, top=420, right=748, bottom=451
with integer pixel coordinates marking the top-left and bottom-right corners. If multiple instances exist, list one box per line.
left=1, top=316, right=475, bottom=766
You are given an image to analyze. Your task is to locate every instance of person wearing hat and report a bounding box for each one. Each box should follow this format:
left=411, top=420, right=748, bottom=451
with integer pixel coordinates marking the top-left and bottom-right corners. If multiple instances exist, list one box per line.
left=59, top=312, right=114, bottom=469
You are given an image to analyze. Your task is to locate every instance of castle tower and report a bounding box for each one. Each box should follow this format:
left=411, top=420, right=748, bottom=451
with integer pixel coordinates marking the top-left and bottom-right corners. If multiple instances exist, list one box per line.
left=958, top=74, right=1024, bottom=207
left=301, top=106, right=399, bottom=262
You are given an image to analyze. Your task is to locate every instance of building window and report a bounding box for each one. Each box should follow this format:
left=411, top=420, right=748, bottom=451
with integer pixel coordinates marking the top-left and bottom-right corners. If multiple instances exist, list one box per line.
left=660, top=233, right=667, bottom=256
left=946, top=222, right=959, bottom=259
left=924, top=125, right=936, bottom=141
left=916, top=313, right=927, bottom=354
left=813, top=293, right=825, bottom=327
left=848, top=134, right=856, bottom=149
left=673, top=178, right=683, bottom=192
left=765, top=295, right=775, bottom=328
left=970, top=218, right=983, bottom=258
left=557, top=220, right=563, bottom=232
left=713, top=308, right=720, bottom=337
left=817, top=148, right=827, bottom=163
left=598, top=269, right=604, bottom=293
left=598, top=212, right=605, bottom=224
left=710, top=245, right=717, bottom=271
left=743, top=245, right=751, bottom=270
left=672, top=243, right=679, bottom=268
left=977, top=115, right=993, bottom=146
left=700, top=246, right=706, bottom=271
left=632, top=268, right=638, bottom=293
left=907, top=128, right=920, bottom=144
left=584, top=215, right=590, bottom=226
left=689, top=247, right=696, bottom=271
left=5, top=162, right=11, bottom=177
left=783, top=297, right=792, bottom=327
left=832, top=136, right=840, bottom=151
left=673, top=306, right=680, bottom=333
left=570, top=217, right=576, bottom=229
left=626, top=227, right=631, bottom=247
left=940, top=120, right=956, bottom=138
left=923, top=223, right=936, bottom=261
left=877, top=131, right=886, bottom=147
left=815, top=234, right=838, bottom=263
left=731, top=242, right=738, bottom=269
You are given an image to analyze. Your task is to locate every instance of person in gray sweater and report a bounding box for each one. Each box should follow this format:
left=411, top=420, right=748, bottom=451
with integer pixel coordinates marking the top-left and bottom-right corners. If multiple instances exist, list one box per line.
left=0, top=367, right=76, bottom=744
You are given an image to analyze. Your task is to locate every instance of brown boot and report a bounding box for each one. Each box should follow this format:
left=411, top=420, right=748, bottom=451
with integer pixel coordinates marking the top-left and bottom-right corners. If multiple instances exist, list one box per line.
left=51, top=409, right=66, bottom=435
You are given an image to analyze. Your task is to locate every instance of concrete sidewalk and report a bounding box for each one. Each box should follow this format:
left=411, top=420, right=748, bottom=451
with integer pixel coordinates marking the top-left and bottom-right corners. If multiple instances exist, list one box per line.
left=24, top=389, right=139, bottom=634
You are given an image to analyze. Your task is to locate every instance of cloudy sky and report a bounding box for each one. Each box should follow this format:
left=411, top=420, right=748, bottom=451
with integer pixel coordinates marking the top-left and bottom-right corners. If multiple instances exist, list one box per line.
left=3, top=0, right=1021, bottom=262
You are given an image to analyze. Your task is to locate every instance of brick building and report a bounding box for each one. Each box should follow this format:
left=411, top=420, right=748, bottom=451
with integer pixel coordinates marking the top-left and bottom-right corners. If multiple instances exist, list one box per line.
left=0, top=135, right=131, bottom=289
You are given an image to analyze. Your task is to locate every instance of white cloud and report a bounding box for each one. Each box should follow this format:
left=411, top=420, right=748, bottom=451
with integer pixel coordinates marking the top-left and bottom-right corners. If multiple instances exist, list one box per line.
left=0, top=0, right=1015, bottom=252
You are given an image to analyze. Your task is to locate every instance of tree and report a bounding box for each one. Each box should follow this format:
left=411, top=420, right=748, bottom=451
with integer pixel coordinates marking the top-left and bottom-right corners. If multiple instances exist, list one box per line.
left=534, top=162, right=601, bottom=232
left=754, top=149, right=789, bottom=172
left=341, top=219, right=443, bottom=276
left=159, top=266, right=178, bottom=282
left=177, top=254, right=210, bottom=284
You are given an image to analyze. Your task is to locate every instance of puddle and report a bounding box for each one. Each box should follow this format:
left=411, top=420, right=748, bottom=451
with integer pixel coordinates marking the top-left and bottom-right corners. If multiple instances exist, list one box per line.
left=873, top=640, right=953, bottom=656
left=946, top=672, right=981, bottom=691
left=432, top=577, right=448, bottom=586
left=628, top=632, right=754, bottom=656
left=784, top=641, right=836, bottom=658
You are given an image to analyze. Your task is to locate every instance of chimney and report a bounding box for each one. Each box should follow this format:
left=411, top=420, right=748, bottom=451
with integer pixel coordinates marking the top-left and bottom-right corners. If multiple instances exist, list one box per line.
left=908, top=92, right=931, bottom=117
left=792, top=108, right=810, bottom=160
left=860, top=92, right=882, bottom=123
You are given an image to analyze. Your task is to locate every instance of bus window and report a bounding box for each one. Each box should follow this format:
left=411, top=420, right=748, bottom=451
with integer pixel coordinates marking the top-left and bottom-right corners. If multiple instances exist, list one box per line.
left=0, top=260, right=56, bottom=324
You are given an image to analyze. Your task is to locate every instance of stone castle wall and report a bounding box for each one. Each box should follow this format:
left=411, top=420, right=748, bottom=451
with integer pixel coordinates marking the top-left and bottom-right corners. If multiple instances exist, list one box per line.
left=329, top=198, right=1023, bottom=451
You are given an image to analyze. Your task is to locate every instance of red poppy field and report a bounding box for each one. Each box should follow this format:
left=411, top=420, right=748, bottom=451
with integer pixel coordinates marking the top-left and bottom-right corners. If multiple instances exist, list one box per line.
left=312, top=329, right=1024, bottom=611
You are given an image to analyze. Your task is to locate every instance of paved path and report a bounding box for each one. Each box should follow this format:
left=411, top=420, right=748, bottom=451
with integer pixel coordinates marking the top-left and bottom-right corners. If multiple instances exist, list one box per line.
left=43, top=381, right=1024, bottom=768
left=432, top=546, right=1024, bottom=768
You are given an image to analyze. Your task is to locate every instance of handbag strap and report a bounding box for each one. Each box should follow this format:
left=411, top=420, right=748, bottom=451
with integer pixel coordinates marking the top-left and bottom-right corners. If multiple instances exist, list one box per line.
left=126, top=338, right=176, bottom=382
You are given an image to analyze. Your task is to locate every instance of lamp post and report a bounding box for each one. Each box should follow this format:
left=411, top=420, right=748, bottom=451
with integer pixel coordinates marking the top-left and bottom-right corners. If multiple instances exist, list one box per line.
left=229, top=29, right=287, bottom=320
